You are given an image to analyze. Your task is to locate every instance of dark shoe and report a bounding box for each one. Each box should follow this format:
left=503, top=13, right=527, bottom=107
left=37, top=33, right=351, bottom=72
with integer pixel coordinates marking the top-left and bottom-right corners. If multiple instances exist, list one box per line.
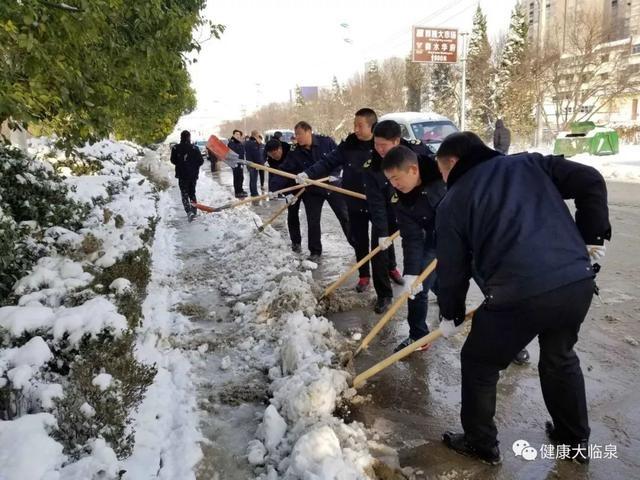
left=308, top=253, right=321, bottom=262
left=389, top=269, right=405, bottom=285
left=442, top=431, right=502, bottom=466
left=512, top=348, right=530, bottom=365
left=355, top=276, right=370, bottom=293
left=374, top=297, right=393, bottom=314
left=545, top=421, right=590, bottom=464
left=393, top=336, right=431, bottom=353
left=187, top=212, right=195, bottom=223
left=238, top=191, right=248, bottom=198
left=292, top=243, right=302, bottom=253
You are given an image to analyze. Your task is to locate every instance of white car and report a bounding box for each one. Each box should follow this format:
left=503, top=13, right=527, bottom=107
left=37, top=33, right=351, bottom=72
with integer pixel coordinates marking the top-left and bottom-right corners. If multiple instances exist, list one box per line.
left=378, top=111, right=458, bottom=152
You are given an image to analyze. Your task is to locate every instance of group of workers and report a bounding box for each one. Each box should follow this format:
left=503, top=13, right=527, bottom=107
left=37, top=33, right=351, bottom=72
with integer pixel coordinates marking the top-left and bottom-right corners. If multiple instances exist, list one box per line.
left=170, top=107, right=611, bottom=466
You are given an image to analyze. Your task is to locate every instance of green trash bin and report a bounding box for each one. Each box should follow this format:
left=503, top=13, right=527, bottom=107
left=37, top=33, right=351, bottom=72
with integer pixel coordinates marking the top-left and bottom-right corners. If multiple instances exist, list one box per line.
left=553, top=122, right=619, bottom=157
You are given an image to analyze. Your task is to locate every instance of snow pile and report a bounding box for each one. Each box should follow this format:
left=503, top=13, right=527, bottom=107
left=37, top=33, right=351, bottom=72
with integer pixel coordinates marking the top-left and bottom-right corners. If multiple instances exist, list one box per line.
left=529, top=143, right=640, bottom=183
left=0, top=297, right=127, bottom=347
left=0, top=413, right=64, bottom=479
left=182, top=173, right=380, bottom=478
left=14, top=256, right=93, bottom=307
left=255, top=312, right=373, bottom=479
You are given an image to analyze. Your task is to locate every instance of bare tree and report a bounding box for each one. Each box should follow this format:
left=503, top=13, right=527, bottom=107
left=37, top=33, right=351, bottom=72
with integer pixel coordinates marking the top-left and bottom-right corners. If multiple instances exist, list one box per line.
left=535, top=9, right=639, bottom=133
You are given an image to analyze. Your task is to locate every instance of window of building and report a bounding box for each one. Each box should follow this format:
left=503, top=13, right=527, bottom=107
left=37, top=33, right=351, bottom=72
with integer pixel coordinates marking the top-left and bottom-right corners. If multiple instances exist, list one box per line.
left=601, top=53, right=610, bottom=63
left=612, top=0, right=618, bottom=7
left=633, top=44, right=640, bottom=54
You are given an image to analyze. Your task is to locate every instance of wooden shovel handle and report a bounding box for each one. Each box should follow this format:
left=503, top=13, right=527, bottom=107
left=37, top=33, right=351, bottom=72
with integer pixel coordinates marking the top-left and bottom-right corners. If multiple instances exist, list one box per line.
left=352, top=308, right=477, bottom=389
left=245, top=161, right=367, bottom=201
left=321, top=231, right=400, bottom=299
left=354, top=258, right=438, bottom=357
left=258, top=188, right=305, bottom=232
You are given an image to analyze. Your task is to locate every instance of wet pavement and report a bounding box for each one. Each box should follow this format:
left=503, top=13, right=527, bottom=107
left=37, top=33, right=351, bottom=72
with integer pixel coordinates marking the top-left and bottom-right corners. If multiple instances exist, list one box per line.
left=194, top=166, right=639, bottom=479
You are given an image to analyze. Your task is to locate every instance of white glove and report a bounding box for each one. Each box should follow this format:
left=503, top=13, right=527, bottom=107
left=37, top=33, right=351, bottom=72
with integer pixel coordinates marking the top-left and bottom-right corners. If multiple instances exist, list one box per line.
left=267, top=191, right=278, bottom=200
left=284, top=194, right=298, bottom=206
left=401, top=275, right=423, bottom=300
left=439, top=318, right=462, bottom=338
left=587, top=244, right=606, bottom=261
left=378, top=236, right=393, bottom=251
left=328, top=175, right=340, bottom=183
left=295, top=172, right=310, bottom=184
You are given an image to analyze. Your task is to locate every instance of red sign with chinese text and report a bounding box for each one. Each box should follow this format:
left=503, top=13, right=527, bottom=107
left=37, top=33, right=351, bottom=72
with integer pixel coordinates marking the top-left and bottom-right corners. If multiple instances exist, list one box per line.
left=412, top=27, right=458, bottom=63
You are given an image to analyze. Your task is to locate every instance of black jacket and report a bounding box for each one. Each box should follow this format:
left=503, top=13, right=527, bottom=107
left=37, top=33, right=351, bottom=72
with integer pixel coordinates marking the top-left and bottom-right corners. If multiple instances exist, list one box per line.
left=436, top=151, right=611, bottom=324
left=391, top=154, right=446, bottom=276
left=266, top=148, right=289, bottom=191
left=227, top=137, right=246, bottom=160
left=304, top=133, right=371, bottom=211
left=271, top=134, right=339, bottom=196
left=244, top=137, right=265, bottom=165
left=363, top=138, right=433, bottom=237
left=170, top=141, right=204, bottom=179
left=493, top=119, right=511, bottom=154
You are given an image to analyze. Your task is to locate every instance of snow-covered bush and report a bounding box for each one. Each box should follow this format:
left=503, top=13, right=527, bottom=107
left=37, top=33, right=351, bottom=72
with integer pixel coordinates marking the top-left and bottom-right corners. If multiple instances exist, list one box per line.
left=0, top=146, right=89, bottom=302
left=53, top=332, right=156, bottom=459
left=0, top=146, right=88, bottom=228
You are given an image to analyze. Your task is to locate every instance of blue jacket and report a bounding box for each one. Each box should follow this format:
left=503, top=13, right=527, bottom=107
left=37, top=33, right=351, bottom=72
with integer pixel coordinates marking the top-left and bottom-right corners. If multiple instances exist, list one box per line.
left=363, top=138, right=433, bottom=236
left=436, top=151, right=611, bottom=324
left=390, top=154, right=446, bottom=275
left=244, top=137, right=265, bottom=165
left=303, top=133, right=371, bottom=211
left=271, top=134, right=339, bottom=196
left=170, top=141, right=204, bottom=179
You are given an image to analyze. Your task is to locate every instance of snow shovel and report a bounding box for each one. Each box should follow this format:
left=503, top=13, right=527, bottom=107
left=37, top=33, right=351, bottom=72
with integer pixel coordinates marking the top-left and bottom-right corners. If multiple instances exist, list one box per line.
left=191, top=178, right=329, bottom=213
left=256, top=188, right=305, bottom=234
left=351, top=258, right=438, bottom=359
left=320, top=231, right=401, bottom=300
left=206, top=135, right=366, bottom=201
left=351, top=309, right=477, bottom=389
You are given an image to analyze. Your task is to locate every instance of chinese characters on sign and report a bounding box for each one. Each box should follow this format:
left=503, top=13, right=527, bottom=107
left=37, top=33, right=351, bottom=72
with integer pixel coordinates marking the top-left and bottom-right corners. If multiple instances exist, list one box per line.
left=412, top=27, right=458, bottom=63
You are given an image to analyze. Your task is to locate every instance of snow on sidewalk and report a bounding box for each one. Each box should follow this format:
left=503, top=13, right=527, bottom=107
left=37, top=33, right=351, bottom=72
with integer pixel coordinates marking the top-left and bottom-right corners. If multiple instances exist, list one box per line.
left=160, top=170, right=392, bottom=478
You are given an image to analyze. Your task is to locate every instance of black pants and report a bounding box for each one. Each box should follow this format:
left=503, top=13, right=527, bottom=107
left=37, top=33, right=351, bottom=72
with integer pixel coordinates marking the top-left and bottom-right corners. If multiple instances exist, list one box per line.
left=350, top=210, right=395, bottom=299
left=259, top=170, right=265, bottom=189
left=348, top=210, right=371, bottom=278
left=460, top=278, right=594, bottom=448
left=232, top=165, right=244, bottom=194
left=178, top=177, right=197, bottom=214
left=301, top=192, right=351, bottom=255
left=287, top=198, right=302, bottom=246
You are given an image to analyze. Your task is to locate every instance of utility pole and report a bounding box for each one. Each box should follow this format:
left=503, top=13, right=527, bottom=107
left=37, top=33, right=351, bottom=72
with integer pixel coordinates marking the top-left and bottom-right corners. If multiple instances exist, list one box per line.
left=460, top=32, right=469, bottom=131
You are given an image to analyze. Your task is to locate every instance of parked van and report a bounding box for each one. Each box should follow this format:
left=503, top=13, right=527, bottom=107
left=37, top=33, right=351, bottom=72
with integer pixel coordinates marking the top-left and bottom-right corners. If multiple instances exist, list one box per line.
left=378, top=111, right=458, bottom=152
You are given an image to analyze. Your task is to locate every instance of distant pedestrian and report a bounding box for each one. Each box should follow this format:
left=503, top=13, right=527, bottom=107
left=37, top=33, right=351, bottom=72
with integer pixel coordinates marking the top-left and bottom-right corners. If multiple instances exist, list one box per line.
left=493, top=119, right=511, bottom=154
left=228, top=129, right=248, bottom=198
left=245, top=130, right=265, bottom=197
left=170, top=130, right=204, bottom=222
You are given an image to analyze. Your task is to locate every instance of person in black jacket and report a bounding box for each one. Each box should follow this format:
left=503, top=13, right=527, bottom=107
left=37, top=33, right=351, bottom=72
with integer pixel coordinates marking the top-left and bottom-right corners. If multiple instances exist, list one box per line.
left=265, top=139, right=302, bottom=252
left=170, top=130, right=204, bottom=222
left=245, top=130, right=265, bottom=197
left=493, top=119, right=511, bottom=154
left=434, top=131, right=611, bottom=465
left=298, top=108, right=386, bottom=298
left=381, top=145, right=446, bottom=352
left=363, top=120, right=434, bottom=313
left=272, top=121, right=351, bottom=261
left=228, top=129, right=247, bottom=198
